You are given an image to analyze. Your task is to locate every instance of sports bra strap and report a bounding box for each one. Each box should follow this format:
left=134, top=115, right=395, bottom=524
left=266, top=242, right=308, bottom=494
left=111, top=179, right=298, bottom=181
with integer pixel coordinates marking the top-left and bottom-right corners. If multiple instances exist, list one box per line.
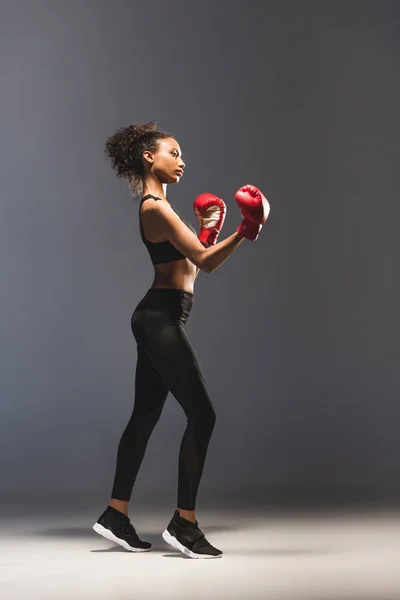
left=141, top=194, right=162, bottom=202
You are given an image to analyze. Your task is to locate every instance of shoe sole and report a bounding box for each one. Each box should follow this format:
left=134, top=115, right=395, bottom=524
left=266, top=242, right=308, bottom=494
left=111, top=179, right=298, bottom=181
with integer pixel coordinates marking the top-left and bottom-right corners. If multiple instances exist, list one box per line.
left=162, top=529, right=222, bottom=559
left=93, top=523, right=151, bottom=552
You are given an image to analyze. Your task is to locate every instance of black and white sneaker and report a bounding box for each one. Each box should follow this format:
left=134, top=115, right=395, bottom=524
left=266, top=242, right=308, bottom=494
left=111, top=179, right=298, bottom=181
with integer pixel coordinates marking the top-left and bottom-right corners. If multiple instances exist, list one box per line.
left=162, top=510, right=222, bottom=559
left=93, top=505, right=151, bottom=552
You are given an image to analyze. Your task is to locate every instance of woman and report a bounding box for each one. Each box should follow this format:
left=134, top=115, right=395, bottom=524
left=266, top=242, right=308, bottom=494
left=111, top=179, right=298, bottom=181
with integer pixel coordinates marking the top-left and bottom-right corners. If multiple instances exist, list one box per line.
left=93, top=121, right=270, bottom=559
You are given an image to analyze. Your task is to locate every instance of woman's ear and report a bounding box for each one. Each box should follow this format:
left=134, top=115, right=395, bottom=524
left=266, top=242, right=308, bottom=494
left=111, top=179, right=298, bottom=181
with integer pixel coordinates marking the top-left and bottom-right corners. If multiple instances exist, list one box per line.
left=143, top=150, right=154, bottom=165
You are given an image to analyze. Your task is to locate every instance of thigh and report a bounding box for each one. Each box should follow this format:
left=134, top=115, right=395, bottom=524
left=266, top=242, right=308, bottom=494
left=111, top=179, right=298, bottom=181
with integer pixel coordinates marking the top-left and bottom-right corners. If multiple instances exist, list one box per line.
left=133, top=310, right=214, bottom=421
left=132, top=344, right=169, bottom=417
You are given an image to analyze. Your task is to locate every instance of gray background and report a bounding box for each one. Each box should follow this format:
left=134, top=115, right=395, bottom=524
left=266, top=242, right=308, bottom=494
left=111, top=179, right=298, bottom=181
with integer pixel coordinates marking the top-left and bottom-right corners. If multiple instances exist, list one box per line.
left=1, top=0, right=399, bottom=512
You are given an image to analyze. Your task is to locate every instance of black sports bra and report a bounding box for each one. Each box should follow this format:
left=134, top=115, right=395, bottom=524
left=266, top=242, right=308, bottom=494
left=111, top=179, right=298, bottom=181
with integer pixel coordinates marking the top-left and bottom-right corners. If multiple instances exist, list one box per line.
left=139, top=194, right=197, bottom=265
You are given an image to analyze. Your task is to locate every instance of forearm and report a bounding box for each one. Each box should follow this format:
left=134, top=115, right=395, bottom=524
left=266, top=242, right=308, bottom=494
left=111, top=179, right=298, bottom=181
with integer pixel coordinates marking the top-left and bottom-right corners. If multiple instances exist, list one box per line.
left=202, top=231, right=245, bottom=273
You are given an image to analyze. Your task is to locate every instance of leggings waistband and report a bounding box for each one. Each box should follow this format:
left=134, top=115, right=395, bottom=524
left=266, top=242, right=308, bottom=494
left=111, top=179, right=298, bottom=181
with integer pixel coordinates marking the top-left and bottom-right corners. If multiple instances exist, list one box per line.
left=134, top=287, right=194, bottom=314
left=145, top=287, right=194, bottom=298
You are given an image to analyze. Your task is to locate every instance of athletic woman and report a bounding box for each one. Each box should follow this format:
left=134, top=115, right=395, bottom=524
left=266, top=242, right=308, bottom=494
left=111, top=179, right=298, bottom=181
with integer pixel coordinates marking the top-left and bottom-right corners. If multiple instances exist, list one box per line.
left=93, top=122, right=270, bottom=558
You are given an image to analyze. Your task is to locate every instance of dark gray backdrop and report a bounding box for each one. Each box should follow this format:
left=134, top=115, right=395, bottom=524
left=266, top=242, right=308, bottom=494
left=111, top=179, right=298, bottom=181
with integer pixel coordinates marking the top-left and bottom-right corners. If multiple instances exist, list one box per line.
left=1, top=0, right=399, bottom=512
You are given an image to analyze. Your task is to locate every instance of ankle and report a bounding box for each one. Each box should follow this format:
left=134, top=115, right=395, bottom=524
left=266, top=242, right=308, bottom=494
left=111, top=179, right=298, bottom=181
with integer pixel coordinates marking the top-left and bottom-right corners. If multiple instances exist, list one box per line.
left=109, top=498, right=129, bottom=517
left=177, top=507, right=196, bottom=523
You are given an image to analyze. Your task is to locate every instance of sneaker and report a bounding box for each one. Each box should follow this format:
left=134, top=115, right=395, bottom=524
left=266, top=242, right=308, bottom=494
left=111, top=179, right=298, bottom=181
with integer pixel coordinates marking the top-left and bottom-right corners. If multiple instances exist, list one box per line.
left=162, top=510, right=222, bottom=559
left=93, top=505, right=151, bottom=552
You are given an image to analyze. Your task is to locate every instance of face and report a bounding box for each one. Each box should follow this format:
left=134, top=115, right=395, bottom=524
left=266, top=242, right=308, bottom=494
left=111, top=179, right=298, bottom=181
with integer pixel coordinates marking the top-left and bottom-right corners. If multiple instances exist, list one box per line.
left=143, top=138, right=185, bottom=183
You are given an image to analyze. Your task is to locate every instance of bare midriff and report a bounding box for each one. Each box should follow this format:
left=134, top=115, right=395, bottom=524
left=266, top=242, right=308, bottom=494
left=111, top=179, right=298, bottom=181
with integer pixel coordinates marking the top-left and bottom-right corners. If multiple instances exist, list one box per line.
left=150, top=259, right=199, bottom=294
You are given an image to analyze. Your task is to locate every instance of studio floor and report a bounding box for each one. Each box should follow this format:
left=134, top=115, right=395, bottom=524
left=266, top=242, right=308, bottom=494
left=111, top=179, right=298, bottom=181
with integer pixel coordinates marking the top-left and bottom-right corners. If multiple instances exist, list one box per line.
left=1, top=506, right=399, bottom=600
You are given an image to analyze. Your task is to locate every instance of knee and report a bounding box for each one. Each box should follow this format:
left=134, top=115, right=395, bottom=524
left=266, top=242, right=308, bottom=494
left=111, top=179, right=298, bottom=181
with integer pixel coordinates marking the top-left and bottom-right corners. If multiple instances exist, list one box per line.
left=131, top=405, right=163, bottom=427
left=192, top=405, right=216, bottom=432
left=208, top=407, right=216, bottom=429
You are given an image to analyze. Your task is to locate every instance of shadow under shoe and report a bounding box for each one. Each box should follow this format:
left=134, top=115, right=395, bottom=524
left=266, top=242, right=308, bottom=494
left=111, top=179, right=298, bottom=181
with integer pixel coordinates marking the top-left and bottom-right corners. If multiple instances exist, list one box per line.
left=93, top=505, right=151, bottom=552
left=162, top=510, right=222, bottom=559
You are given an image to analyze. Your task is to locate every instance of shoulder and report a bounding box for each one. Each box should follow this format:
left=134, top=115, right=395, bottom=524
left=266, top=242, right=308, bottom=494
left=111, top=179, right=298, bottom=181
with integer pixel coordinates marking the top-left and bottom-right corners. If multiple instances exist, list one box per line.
left=142, top=198, right=173, bottom=218
left=140, top=197, right=158, bottom=210
left=141, top=197, right=159, bottom=216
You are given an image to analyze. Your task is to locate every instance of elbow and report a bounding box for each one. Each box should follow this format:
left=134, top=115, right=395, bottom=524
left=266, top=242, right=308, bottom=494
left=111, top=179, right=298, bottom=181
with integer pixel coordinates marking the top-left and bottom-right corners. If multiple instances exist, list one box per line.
left=197, top=250, right=212, bottom=274
left=199, top=263, right=215, bottom=273
left=196, top=247, right=217, bottom=273
left=199, top=255, right=213, bottom=274
left=190, top=255, right=210, bottom=273
left=200, top=264, right=212, bottom=274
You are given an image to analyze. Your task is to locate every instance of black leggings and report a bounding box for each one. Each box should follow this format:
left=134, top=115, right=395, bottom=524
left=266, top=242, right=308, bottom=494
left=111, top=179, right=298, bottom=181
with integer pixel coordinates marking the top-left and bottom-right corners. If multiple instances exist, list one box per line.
left=110, top=288, right=216, bottom=510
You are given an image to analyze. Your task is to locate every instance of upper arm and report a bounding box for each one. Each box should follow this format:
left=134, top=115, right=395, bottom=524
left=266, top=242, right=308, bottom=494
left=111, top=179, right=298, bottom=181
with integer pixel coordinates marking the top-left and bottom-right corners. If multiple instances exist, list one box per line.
left=149, top=201, right=208, bottom=271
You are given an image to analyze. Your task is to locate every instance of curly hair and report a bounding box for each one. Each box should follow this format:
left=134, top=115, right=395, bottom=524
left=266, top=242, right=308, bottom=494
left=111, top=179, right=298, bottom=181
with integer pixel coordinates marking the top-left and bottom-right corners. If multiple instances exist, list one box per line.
left=104, top=121, right=171, bottom=197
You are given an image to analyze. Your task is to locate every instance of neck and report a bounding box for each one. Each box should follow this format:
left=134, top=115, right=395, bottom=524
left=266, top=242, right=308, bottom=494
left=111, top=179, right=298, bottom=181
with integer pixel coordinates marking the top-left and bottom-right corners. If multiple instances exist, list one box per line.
left=142, top=174, right=168, bottom=201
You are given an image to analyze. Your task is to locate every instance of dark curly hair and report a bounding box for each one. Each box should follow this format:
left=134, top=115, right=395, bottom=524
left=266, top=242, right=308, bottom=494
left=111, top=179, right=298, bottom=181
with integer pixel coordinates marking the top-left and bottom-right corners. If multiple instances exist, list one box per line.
left=104, top=121, right=171, bottom=197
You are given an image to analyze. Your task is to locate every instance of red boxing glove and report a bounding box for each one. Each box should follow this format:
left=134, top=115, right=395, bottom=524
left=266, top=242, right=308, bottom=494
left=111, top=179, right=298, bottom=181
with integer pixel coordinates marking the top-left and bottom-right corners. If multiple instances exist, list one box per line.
left=235, top=184, right=270, bottom=241
left=193, top=193, right=227, bottom=247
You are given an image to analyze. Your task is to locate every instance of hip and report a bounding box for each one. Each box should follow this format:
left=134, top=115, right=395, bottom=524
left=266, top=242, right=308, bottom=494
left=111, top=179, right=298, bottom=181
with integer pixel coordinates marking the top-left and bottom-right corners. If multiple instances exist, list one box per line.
left=132, top=287, right=194, bottom=330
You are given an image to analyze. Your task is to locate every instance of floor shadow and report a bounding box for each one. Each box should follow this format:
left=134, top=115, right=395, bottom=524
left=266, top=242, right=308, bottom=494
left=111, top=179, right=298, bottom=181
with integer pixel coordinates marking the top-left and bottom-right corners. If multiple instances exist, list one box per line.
left=34, top=527, right=161, bottom=544
left=91, top=548, right=191, bottom=558
left=33, top=524, right=233, bottom=538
